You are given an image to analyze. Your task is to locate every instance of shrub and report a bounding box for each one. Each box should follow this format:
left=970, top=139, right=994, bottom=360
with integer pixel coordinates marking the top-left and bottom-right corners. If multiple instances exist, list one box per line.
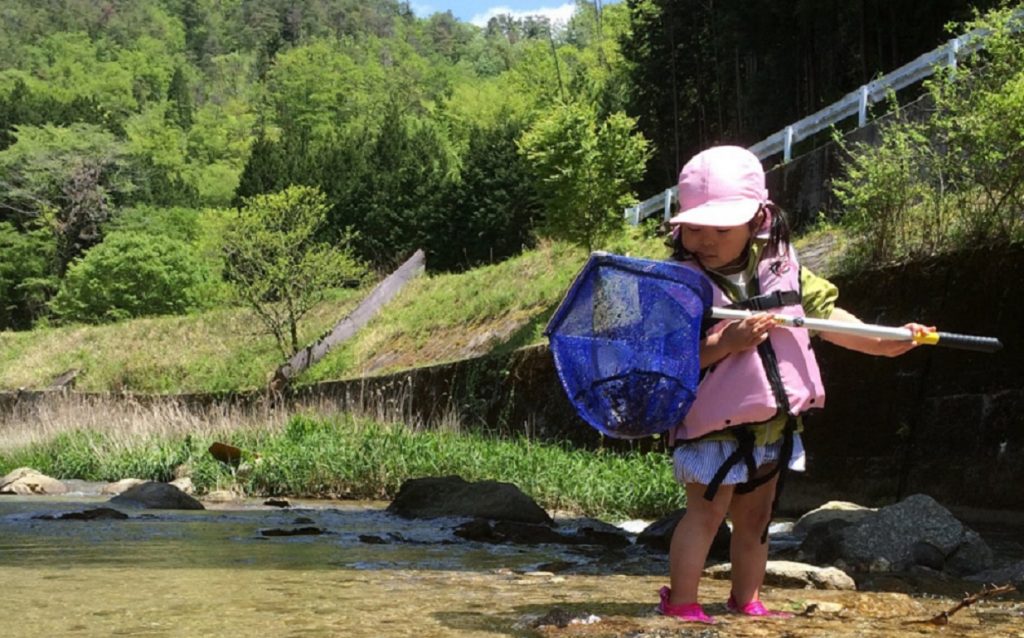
left=224, top=185, right=369, bottom=357
left=833, top=7, right=1024, bottom=267
left=50, top=231, right=214, bottom=323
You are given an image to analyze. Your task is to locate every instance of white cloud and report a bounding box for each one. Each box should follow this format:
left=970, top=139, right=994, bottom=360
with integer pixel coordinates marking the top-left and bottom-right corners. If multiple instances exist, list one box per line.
left=469, top=3, right=577, bottom=28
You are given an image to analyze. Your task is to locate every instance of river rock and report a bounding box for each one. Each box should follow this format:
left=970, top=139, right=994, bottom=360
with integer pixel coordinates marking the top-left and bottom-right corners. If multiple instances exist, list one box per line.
left=260, top=526, right=325, bottom=537
left=570, top=519, right=632, bottom=549
left=387, top=475, right=552, bottom=524
left=798, top=518, right=853, bottom=564
left=705, top=560, right=857, bottom=590
left=793, top=501, right=875, bottom=536
left=100, top=478, right=146, bottom=495
left=169, top=477, right=194, bottom=495
left=0, top=467, right=67, bottom=495
left=966, top=560, right=1024, bottom=589
left=35, top=507, right=130, bottom=521
left=823, top=494, right=993, bottom=574
left=204, top=489, right=242, bottom=503
left=108, top=481, right=204, bottom=510
left=455, top=518, right=567, bottom=544
left=635, top=508, right=731, bottom=561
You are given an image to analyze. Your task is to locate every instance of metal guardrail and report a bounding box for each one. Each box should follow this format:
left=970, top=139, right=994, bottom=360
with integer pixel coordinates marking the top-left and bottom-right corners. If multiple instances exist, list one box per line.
left=625, top=17, right=1002, bottom=225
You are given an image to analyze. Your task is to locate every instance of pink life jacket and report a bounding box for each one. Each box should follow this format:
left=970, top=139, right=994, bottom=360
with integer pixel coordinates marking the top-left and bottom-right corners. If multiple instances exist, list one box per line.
left=670, top=243, right=825, bottom=443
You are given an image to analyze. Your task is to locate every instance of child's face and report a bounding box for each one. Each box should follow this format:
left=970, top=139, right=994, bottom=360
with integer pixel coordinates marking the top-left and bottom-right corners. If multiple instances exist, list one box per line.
left=678, top=223, right=753, bottom=270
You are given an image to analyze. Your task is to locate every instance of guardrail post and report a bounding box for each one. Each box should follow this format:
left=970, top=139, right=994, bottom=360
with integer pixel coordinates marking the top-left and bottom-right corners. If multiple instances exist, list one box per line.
left=948, top=36, right=961, bottom=71
left=783, top=126, right=794, bottom=162
left=662, top=188, right=673, bottom=221
left=858, top=85, right=870, bottom=127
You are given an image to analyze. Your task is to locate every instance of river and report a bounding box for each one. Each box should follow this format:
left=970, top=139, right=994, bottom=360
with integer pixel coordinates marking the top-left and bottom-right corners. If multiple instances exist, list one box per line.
left=1, top=491, right=1021, bottom=638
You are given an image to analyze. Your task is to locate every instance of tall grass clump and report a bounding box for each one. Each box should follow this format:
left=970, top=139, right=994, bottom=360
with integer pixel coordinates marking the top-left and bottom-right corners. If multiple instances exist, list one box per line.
left=240, top=414, right=683, bottom=519
left=0, top=407, right=684, bottom=520
left=832, top=7, right=1024, bottom=270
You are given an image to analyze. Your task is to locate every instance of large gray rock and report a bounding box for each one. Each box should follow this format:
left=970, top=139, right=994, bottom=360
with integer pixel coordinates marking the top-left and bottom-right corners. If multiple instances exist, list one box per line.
left=793, top=501, right=875, bottom=537
left=831, top=494, right=992, bottom=574
left=108, top=481, right=204, bottom=510
left=0, top=467, right=67, bottom=495
left=636, top=508, right=731, bottom=561
left=387, top=476, right=551, bottom=524
left=945, top=529, right=997, bottom=576
left=966, top=560, right=1024, bottom=589
left=706, top=560, right=856, bottom=590
left=797, top=519, right=853, bottom=564
left=100, top=478, right=146, bottom=495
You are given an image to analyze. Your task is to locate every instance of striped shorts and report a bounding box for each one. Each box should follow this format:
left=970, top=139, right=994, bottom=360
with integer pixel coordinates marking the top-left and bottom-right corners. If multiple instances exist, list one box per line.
left=672, top=432, right=806, bottom=486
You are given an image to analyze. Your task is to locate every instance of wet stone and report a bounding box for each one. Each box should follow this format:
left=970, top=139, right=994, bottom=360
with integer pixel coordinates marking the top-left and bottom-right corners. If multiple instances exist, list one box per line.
left=259, top=526, right=327, bottom=537
left=34, top=507, right=129, bottom=521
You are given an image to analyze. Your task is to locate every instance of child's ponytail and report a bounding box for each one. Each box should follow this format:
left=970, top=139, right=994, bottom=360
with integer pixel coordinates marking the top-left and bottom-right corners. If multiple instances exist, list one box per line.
left=762, top=202, right=791, bottom=256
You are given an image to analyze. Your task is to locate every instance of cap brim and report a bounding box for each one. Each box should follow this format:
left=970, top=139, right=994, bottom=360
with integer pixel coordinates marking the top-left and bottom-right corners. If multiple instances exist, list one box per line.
left=669, top=197, right=760, bottom=227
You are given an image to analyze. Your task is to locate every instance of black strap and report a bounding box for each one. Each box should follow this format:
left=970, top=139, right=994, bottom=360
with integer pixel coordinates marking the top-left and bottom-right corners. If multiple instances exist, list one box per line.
left=700, top=419, right=797, bottom=545
left=726, top=289, right=801, bottom=312
left=703, top=427, right=756, bottom=502
left=761, top=419, right=797, bottom=543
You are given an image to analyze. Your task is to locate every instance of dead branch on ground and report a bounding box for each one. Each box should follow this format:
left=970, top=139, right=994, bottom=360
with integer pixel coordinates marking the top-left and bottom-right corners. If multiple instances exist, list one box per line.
left=906, top=583, right=1017, bottom=626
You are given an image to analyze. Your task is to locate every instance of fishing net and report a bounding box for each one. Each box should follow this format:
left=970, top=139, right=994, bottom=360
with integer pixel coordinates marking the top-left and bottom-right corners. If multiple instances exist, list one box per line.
left=545, top=252, right=711, bottom=439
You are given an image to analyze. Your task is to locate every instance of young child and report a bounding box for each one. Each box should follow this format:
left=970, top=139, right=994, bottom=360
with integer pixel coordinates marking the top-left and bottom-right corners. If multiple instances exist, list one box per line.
left=658, top=145, right=933, bottom=623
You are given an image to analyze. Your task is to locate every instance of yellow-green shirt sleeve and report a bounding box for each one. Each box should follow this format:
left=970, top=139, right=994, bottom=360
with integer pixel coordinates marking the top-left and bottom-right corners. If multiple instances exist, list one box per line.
left=800, top=266, right=838, bottom=321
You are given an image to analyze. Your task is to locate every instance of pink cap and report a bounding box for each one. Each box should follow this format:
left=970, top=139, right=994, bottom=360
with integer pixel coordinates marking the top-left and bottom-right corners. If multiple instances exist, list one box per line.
left=669, top=145, right=768, bottom=227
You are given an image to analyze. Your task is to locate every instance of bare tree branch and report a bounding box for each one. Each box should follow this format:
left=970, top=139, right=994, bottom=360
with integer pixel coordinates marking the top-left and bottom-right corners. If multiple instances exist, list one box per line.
left=906, top=583, right=1017, bottom=626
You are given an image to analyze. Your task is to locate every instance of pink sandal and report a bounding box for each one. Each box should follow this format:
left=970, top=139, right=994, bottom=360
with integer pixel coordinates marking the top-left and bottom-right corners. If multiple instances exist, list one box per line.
left=657, top=587, right=716, bottom=624
left=726, top=593, right=793, bottom=618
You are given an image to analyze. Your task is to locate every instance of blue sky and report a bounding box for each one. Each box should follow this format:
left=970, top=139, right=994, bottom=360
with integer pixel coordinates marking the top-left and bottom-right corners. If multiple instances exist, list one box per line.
left=410, top=1, right=619, bottom=27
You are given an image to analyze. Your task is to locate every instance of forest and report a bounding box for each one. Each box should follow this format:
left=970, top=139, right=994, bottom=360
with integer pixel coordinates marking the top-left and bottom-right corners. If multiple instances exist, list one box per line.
left=0, top=0, right=1006, bottom=337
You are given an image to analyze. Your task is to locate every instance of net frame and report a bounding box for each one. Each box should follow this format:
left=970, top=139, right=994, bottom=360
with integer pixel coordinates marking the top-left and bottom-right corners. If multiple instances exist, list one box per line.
left=545, top=252, right=712, bottom=439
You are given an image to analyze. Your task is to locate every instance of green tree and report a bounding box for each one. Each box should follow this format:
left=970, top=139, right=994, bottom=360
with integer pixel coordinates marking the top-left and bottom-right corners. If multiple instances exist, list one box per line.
left=49, top=231, right=212, bottom=323
left=0, top=221, right=55, bottom=329
left=430, top=118, right=543, bottom=271
left=166, top=66, right=194, bottom=130
left=0, top=123, right=134, bottom=276
left=519, top=102, right=649, bottom=249
left=223, top=185, right=368, bottom=358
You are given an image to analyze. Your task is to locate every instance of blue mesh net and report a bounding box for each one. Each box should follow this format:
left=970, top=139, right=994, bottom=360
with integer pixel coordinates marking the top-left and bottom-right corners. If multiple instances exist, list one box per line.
left=544, top=252, right=711, bottom=439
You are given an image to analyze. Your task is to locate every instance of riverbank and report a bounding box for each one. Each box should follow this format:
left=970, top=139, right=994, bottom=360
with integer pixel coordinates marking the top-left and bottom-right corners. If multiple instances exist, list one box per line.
left=0, top=404, right=683, bottom=521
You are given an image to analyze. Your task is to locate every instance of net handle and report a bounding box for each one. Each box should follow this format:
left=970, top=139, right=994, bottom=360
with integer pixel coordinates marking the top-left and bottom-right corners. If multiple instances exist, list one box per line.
left=710, top=308, right=1003, bottom=353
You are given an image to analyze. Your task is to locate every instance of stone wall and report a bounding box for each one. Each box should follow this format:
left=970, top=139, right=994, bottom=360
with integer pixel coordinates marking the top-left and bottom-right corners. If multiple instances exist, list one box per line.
left=788, top=245, right=1023, bottom=516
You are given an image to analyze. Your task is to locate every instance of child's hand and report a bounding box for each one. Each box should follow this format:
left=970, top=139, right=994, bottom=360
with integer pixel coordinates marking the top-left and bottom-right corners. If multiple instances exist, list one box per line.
left=873, top=323, right=937, bottom=357
left=719, top=312, right=776, bottom=354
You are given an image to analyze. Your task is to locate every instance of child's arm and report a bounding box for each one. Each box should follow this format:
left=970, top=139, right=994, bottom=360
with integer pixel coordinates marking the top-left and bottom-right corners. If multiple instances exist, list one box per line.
left=818, top=307, right=935, bottom=357
left=700, top=312, right=777, bottom=368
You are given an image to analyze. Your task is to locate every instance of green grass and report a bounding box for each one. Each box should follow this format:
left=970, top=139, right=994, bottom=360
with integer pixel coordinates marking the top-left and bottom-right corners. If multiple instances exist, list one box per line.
left=0, top=229, right=669, bottom=394
left=0, top=412, right=685, bottom=520
left=0, top=290, right=363, bottom=393
left=299, top=231, right=670, bottom=384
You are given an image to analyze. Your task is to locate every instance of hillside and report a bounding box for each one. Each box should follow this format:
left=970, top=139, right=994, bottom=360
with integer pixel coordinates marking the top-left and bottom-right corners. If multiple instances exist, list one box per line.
left=0, top=227, right=850, bottom=395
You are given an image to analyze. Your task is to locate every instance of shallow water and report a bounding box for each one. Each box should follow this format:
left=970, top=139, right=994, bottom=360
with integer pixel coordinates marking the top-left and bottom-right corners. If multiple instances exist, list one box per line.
left=1, top=494, right=1022, bottom=638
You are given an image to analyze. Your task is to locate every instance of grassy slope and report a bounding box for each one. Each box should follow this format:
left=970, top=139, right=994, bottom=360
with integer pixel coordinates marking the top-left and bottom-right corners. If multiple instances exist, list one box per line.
left=0, top=291, right=361, bottom=393
left=0, top=232, right=679, bottom=394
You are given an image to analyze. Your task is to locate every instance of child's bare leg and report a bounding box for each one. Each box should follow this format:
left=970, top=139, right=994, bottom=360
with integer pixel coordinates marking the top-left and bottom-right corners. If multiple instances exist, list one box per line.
left=727, top=467, right=779, bottom=605
left=668, top=482, right=733, bottom=604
